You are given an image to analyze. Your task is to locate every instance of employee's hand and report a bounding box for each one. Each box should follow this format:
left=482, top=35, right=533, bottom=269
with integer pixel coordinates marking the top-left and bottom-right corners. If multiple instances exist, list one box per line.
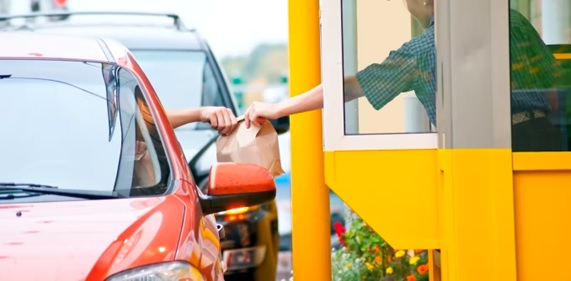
left=244, top=101, right=280, bottom=128
left=199, top=106, right=238, bottom=135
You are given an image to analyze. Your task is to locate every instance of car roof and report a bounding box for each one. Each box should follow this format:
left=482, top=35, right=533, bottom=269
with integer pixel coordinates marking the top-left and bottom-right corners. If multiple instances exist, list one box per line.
left=0, top=31, right=111, bottom=61
left=21, top=22, right=205, bottom=51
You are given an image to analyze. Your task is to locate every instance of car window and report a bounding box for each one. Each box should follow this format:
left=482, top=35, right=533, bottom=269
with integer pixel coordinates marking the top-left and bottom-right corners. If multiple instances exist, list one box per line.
left=0, top=59, right=170, bottom=197
left=131, top=50, right=226, bottom=131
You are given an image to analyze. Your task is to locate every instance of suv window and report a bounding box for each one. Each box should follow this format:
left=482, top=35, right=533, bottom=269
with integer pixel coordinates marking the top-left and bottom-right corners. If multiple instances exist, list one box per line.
left=0, top=59, right=170, bottom=197
left=131, top=50, right=226, bottom=130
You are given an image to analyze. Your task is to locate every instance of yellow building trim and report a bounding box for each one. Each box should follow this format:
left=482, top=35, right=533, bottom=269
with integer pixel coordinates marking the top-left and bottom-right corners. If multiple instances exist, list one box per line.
left=438, top=149, right=517, bottom=281
left=513, top=169, right=571, bottom=281
left=324, top=149, right=440, bottom=250
left=513, top=152, right=571, bottom=170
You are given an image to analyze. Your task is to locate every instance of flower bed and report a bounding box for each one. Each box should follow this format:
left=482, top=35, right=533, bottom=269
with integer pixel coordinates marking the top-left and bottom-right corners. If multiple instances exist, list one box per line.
left=331, top=218, right=429, bottom=281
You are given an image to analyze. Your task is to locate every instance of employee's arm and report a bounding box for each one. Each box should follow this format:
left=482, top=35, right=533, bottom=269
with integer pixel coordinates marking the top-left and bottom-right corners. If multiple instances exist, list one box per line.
left=274, top=76, right=364, bottom=118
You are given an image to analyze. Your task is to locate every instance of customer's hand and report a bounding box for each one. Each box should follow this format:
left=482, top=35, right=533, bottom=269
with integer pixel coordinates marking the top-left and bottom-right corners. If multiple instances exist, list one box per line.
left=199, top=106, right=238, bottom=135
left=244, top=101, right=280, bottom=128
left=133, top=140, right=155, bottom=187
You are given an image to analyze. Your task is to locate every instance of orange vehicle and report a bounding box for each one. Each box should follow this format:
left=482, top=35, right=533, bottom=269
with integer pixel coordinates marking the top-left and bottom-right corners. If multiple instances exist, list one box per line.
left=0, top=32, right=276, bottom=281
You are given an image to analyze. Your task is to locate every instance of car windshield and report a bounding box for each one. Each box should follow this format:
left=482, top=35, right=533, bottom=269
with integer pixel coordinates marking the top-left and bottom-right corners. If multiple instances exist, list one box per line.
left=130, top=50, right=225, bottom=130
left=0, top=59, right=169, bottom=198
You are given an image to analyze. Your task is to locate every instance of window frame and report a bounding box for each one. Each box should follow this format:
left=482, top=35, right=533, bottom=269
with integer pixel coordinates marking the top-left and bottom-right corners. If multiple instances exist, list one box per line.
left=114, top=65, right=175, bottom=196
left=435, top=0, right=512, bottom=149
left=320, top=0, right=438, bottom=152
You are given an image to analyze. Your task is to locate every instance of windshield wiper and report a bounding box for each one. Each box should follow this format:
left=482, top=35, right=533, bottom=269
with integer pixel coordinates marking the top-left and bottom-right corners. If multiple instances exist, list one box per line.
left=0, top=74, right=11, bottom=79
left=0, top=182, right=122, bottom=200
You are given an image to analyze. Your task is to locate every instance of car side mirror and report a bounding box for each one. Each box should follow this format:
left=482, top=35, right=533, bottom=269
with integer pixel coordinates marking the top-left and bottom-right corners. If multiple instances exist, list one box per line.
left=199, top=163, right=276, bottom=215
left=270, top=116, right=290, bottom=135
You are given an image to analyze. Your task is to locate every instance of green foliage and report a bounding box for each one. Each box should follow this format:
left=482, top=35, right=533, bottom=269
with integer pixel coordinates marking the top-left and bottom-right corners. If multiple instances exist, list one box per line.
left=331, top=218, right=430, bottom=281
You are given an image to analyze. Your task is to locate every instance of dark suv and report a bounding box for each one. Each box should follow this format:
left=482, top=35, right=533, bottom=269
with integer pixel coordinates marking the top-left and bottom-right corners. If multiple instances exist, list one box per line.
left=0, top=11, right=288, bottom=281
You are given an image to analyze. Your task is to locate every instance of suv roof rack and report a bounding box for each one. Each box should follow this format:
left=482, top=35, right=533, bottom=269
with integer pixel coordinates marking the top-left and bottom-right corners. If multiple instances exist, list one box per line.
left=0, top=11, right=188, bottom=30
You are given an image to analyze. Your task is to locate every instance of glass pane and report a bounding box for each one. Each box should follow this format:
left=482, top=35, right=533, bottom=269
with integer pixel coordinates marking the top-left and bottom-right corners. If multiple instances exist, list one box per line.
left=133, top=50, right=226, bottom=132
left=0, top=60, right=121, bottom=192
left=509, top=1, right=571, bottom=152
left=342, top=0, right=436, bottom=135
left=131, top=50, right=209, bottom=130
left=116, top=69, right=170, bottom=193
left=0, top=60, right=170, bottom=198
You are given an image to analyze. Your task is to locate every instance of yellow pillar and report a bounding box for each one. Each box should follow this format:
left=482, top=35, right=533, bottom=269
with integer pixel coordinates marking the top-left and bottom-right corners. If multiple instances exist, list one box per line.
left=288, top=0, right=330, bottom=281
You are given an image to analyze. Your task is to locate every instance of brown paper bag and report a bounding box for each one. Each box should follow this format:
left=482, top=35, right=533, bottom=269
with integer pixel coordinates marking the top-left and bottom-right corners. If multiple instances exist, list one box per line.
left=216, top=119, right=285, bottom=178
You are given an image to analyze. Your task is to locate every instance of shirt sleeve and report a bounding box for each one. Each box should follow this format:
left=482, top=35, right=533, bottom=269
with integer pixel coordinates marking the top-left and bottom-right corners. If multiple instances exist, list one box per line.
left=355, top=47, right=417, bottom=110
left=509, top=8, right=566, bottom=89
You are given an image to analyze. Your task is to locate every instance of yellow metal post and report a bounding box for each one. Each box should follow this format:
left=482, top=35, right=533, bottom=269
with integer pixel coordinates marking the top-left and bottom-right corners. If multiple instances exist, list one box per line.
left=288, top=0, right=331, bottom=281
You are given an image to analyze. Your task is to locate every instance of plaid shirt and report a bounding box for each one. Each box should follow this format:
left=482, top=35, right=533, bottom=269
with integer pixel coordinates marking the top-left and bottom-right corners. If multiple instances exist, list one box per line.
left=355, top=9, right=566, bottom=126
left=509, top=9, right=567, bottom=114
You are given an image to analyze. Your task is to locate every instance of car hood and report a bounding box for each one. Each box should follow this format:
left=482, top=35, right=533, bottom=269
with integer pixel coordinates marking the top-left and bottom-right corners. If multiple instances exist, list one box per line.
left=0, top=197, right=183, bottom=281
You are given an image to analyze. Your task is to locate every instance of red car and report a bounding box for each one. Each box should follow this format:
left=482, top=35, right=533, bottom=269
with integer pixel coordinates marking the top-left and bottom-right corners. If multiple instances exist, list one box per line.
left=0, top=32, right=276, bottom=281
